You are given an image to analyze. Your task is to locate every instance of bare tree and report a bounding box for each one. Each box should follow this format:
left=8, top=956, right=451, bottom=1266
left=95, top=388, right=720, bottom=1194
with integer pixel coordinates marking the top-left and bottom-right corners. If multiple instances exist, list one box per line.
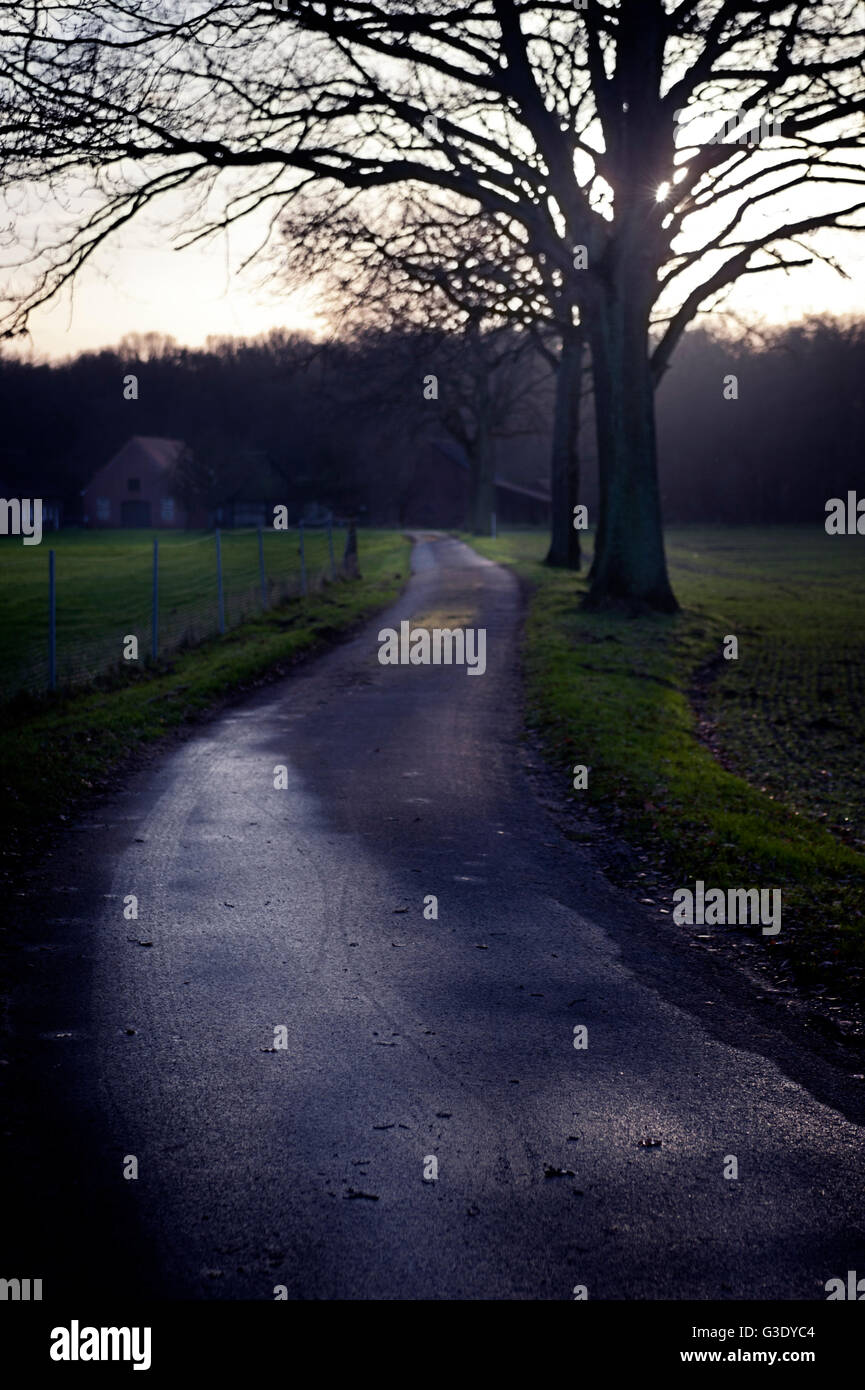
left=436, top=317, right=551, bottom=534
left=279, top=189, right=553, bottom=535
left=2, top=2, right=863, bottom=608
left=304, top=190, right=587, bottom=567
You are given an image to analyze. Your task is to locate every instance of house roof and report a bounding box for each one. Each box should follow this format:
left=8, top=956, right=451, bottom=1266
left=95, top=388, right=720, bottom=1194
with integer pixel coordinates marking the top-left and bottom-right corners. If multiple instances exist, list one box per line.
left=108, top=436, right=186, bottom=472
left=430, top=437, right=551, bottom=504
left=495, top=478, right=553, bottom=504
left=82, top=436, right=187, bottom=496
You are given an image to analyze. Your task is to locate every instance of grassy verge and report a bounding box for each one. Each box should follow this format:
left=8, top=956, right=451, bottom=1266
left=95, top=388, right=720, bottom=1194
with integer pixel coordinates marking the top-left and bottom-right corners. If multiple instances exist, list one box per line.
left=1, top=530, right=410, bottom=843
left=0, top=525, right=337, bottom=699
left=464, top=527, right=865, bottom=993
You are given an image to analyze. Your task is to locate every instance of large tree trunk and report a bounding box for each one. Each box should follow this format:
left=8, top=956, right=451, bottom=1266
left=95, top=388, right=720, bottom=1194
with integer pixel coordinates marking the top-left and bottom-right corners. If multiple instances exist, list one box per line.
left=544, top=322, right=583, bottom=570
left=583, top=284, right=677, bottom=613
left=587, top=456, right=607, bottom=585
left=469, top=431, right=496, bottom=534
left=467, top=377, right=496, bottom=534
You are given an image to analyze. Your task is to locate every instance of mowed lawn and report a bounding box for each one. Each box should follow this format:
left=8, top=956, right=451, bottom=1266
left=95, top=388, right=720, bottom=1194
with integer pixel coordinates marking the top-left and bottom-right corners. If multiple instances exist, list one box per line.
left=466, top=526, right=865, bottom=988
left=0, top=526, right=335, bottom=699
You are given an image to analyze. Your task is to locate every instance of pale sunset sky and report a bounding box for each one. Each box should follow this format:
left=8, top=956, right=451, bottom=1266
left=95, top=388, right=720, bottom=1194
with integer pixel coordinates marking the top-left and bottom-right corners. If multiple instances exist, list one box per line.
left=3, top=5, right=863, bottom=362
left=14, top=213, right=864, bottom=363
left=6, top=128, right=865, bottom=362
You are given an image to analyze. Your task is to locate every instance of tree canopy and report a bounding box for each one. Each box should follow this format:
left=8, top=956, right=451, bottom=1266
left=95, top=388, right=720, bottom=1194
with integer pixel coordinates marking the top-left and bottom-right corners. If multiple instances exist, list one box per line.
left=1, top=1, right=863, bottom=606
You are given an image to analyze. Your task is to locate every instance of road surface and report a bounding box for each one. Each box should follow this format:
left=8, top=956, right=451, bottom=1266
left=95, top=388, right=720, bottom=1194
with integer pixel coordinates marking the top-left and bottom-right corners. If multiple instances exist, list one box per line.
left=7, top=537, right=864, bottom=1300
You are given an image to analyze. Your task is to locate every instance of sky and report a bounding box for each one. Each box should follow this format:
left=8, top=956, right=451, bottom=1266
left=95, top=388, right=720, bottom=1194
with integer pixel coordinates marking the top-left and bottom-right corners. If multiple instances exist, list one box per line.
left=8, top=209, right=328, bottom=362
left=10, top=199, right=863, bottom=364
left=2, top=2, right=863, bottom=363
left=4, top=117, right=864, bottom=363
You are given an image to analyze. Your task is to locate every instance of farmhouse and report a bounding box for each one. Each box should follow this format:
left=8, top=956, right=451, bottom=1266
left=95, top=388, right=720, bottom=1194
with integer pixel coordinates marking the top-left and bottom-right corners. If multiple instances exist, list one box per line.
left=82, top=436, right=204, bottom=528
left=402, top=438, right=551, bottom=528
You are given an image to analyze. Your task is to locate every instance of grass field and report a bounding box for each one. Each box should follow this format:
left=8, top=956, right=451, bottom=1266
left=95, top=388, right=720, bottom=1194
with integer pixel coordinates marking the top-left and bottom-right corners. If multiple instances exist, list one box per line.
left=0, top=526, right=337, bottom=700
left=0, top=529, right=410, bottom=842
left=465, top=526, right=865, bottom=991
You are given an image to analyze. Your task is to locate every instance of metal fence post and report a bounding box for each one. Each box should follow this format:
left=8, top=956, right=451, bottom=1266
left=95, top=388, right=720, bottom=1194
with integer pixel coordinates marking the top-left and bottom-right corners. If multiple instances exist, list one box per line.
left=327, top=513, right=335, bottom=579
left=258, top=525, right=268, bottom=609
left=152, top=536, right=159, bottom=660
left=342, top=516, right=359, bottom=578
left=215, top=528, right=225, bottom=634
left=48, top=548, right=56, bottom=691
left=299, top=519, right=307, bottom=596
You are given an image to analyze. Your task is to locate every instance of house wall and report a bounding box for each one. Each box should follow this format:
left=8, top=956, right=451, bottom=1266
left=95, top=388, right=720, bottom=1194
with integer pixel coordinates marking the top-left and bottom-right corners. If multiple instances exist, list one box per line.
left=82, top=439, right=191, bottom=528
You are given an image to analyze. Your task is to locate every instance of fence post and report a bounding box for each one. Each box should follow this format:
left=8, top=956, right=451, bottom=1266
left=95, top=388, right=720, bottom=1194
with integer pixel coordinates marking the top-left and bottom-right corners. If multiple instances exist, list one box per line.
left=258, top=525, right=268, bottom=609
left=327, top=512, right=335, bottom=579
left=48, top=548, right=56, bottom=691
left=215, top=528, right=225, bottom=634
left=152, top=536, right=159, bottom=660
left=342, top=516, right=360, bottom=578
left=299, top=519, right=307, bottom=596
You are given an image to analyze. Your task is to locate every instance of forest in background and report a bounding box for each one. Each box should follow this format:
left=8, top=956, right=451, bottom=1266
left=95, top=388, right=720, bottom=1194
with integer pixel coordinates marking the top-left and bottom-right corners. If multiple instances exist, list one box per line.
left=0, top=313, right=862, bottom=527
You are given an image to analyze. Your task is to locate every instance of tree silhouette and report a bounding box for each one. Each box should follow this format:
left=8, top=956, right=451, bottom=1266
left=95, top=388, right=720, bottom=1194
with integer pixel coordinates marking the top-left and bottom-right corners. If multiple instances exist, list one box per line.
left=279, top=190, right=553, bottom=536
left=2, top=2, right=863, bottom=607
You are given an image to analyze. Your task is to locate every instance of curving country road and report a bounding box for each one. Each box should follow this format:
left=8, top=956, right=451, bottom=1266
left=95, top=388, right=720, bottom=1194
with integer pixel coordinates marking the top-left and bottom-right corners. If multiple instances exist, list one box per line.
left=8, top=537, right=864, bottom=1301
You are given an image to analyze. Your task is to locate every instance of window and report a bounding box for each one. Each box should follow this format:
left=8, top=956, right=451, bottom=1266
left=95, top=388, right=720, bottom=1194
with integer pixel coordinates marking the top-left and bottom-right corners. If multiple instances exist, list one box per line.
left=96, top=497, right=110, bottom=521
left=128, top=477, right=140, bottom=492
left=160, top=497, right=175, bottom=523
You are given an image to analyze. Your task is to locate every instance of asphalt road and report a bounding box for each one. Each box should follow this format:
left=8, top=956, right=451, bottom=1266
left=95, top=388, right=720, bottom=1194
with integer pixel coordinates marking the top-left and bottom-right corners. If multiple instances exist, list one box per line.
left=6, top=537, right=864, bottom=1300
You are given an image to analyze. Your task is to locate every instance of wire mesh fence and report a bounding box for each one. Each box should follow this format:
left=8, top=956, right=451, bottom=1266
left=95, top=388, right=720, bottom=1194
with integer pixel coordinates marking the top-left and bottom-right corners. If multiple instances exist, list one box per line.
left=0, top=521, right=345, bottom=703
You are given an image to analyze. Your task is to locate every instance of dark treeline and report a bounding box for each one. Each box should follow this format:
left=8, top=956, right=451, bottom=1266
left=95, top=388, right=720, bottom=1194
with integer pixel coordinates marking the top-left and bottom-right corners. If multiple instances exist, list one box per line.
left=0, top=316, right=862, bottom=527
left=655, top=317, right=865, bottom=524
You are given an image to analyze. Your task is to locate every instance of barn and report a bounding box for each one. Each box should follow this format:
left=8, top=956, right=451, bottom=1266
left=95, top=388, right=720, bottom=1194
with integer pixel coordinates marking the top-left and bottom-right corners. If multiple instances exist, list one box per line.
left=402, top=438, right=551, bottom=528
left=81, top=436, right=203, bottom=528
